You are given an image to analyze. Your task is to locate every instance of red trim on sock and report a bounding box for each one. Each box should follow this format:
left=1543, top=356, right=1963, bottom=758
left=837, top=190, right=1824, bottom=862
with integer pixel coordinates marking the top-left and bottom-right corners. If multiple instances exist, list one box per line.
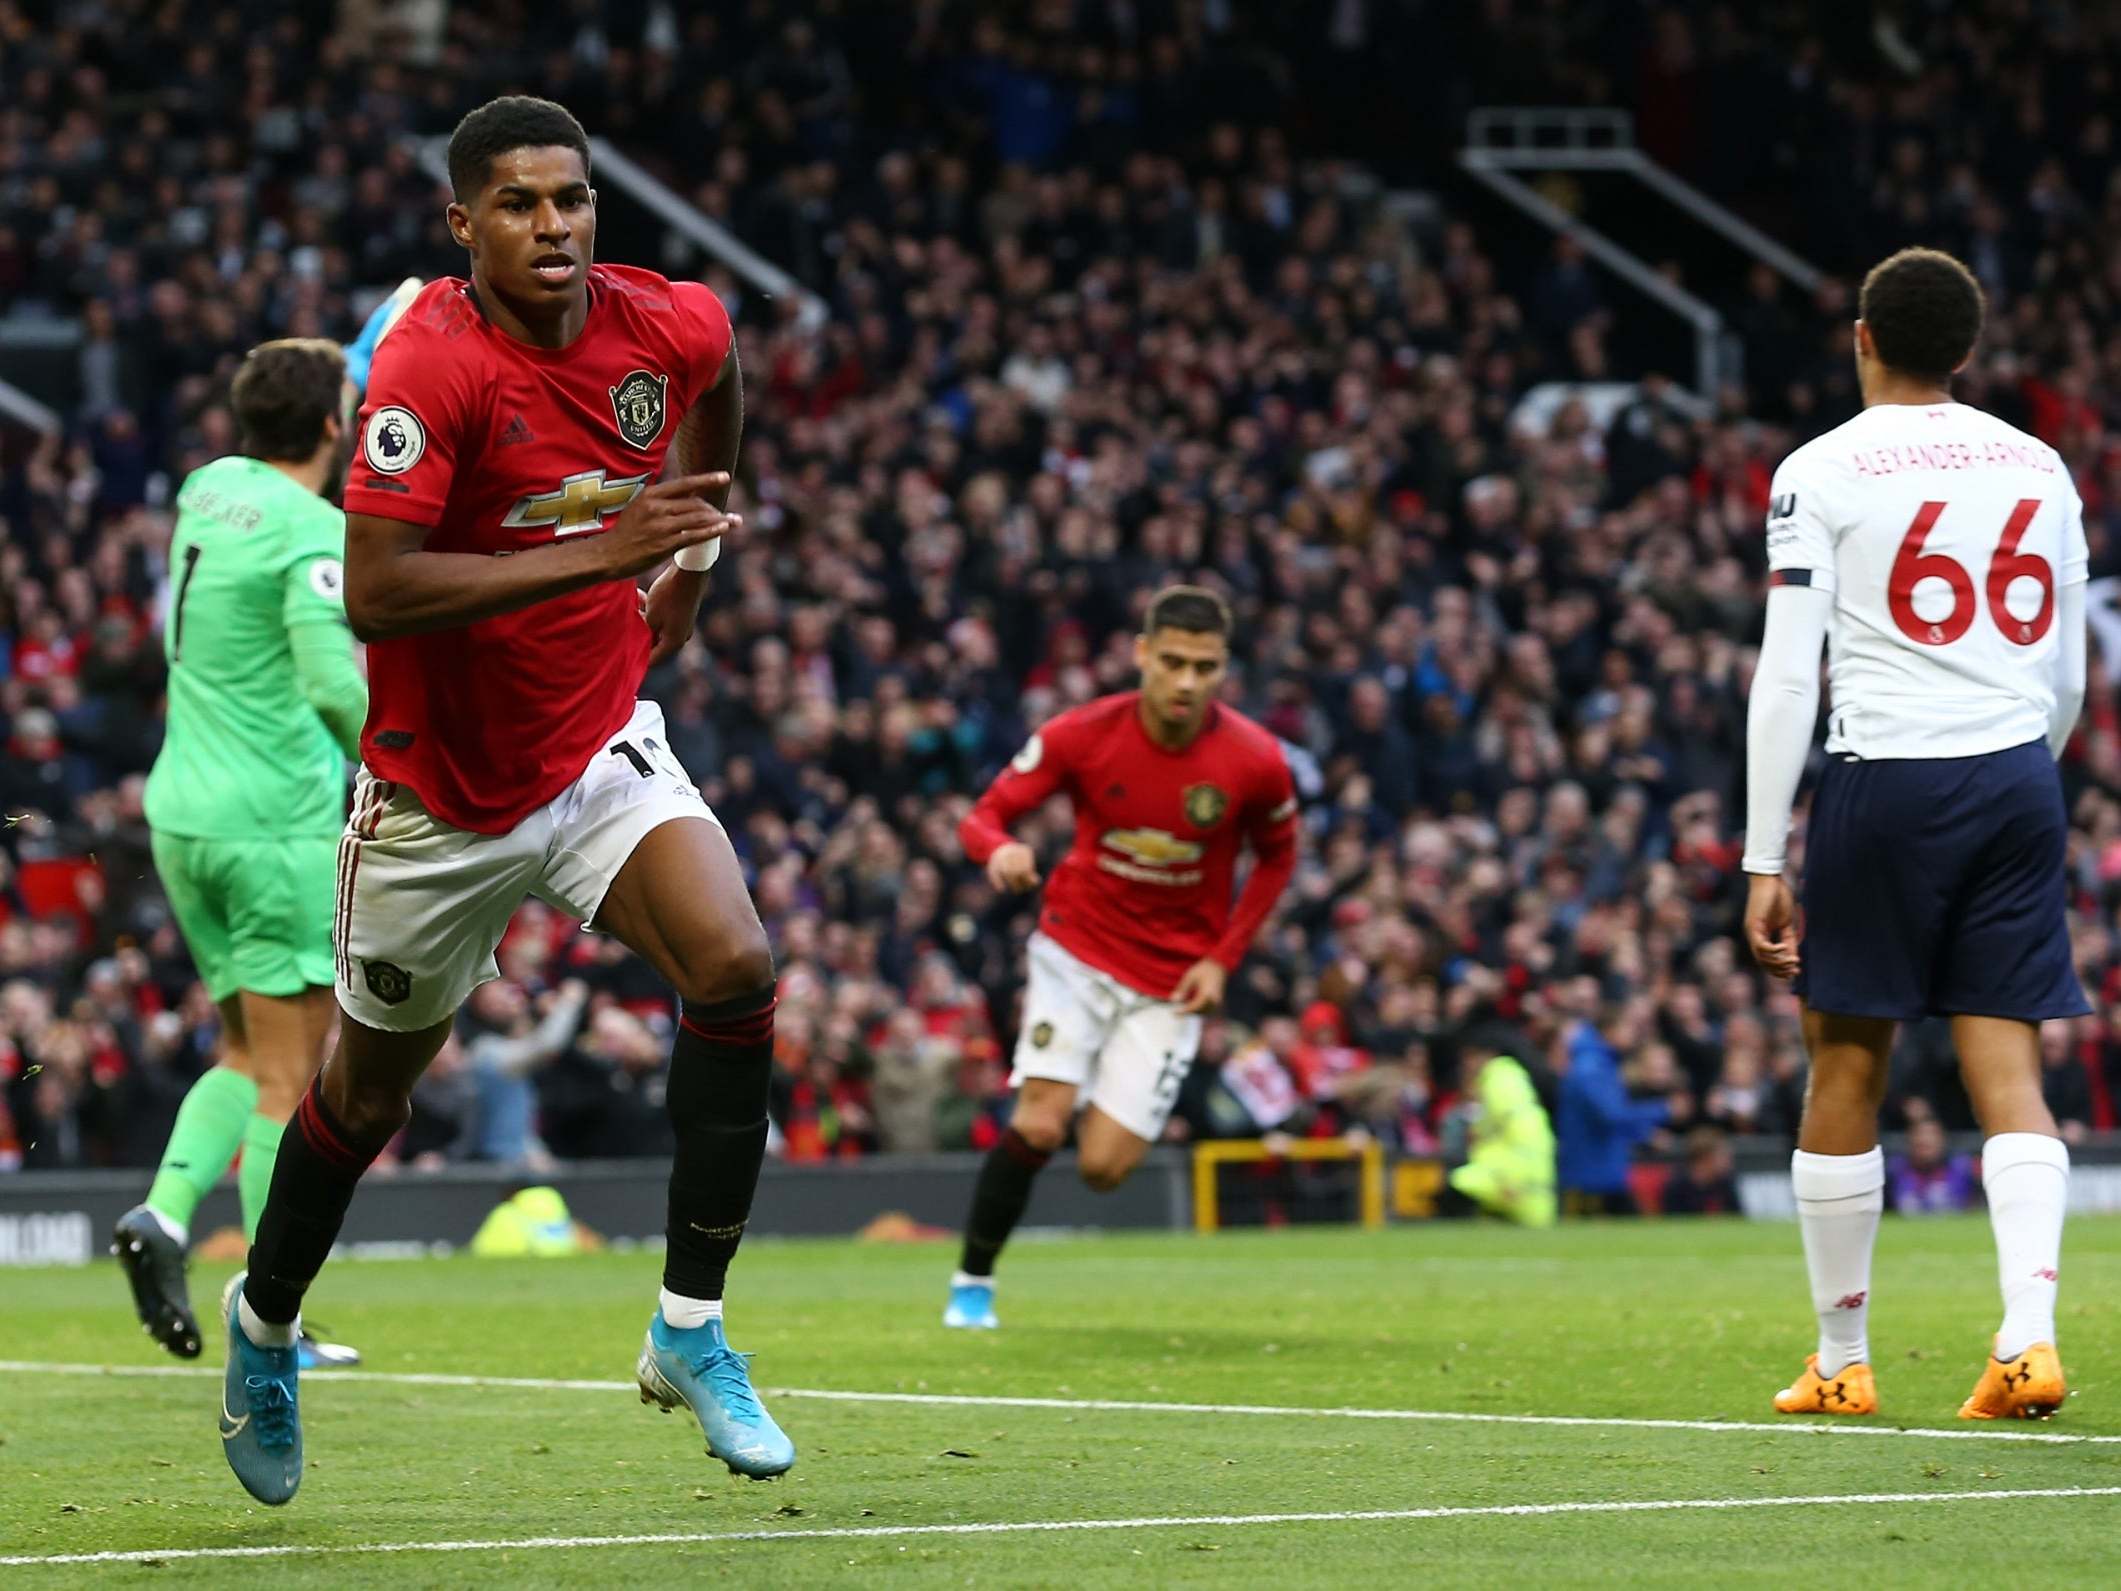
left=680, top=997, right=778, bottom=1048
left=1000, top=1127, right=1052, bottom=1171
left=295, top=1083, right=368, bottom=1174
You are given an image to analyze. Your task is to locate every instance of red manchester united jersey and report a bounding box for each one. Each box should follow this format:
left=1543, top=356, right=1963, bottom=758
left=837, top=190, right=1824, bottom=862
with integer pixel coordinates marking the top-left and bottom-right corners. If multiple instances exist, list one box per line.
left=342, top=266, right=733, bottom=833
left=960, top=693, right=1300, bottom=999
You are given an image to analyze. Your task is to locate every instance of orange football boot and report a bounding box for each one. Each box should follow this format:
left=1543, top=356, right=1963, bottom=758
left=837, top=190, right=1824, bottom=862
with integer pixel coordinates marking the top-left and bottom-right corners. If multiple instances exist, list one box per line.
left=1959, top=1339, right=2066, bottom=1420
left=1772, top=1354, right=1879, bottom=1416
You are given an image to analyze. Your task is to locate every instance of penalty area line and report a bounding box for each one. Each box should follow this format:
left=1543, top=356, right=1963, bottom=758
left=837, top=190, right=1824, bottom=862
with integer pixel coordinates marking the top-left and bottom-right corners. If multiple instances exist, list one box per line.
left=6, top=1487, right=2121, bottom=1567
left=2, top=1360, right=2117, bottom=1447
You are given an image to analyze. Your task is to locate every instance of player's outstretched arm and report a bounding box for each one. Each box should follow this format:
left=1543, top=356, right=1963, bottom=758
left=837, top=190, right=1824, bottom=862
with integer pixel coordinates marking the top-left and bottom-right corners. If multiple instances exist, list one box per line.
left=960, top=724, right=1070, bottom=890
left=343, top=475, right=736, bottom=641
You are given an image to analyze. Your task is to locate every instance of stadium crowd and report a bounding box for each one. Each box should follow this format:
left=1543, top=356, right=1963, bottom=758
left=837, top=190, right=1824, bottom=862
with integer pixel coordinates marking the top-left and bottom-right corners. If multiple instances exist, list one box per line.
left=2, top=1, right=2119, bottom=1208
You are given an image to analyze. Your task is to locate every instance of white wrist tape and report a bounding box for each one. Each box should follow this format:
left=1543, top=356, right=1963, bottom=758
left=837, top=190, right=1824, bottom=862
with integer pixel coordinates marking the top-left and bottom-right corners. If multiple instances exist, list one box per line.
left=673, top=537, right=722, bottom=573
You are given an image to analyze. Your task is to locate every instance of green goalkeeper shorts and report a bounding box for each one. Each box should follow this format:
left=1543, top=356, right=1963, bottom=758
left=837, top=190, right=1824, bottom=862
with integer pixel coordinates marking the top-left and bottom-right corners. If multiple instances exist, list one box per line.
left=150, top=831, right=338, bottom=1002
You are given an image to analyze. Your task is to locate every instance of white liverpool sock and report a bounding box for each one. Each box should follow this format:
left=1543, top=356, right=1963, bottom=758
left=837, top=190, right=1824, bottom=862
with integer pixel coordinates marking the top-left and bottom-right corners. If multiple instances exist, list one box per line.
left=1792, top=1147, right=1884, bottom=1375
left=1982, top=1133, right=2069, bottom=1360
left=658, top=1288, right=722, bottom=1331
left=951, top=1271, right=993, bottom=1291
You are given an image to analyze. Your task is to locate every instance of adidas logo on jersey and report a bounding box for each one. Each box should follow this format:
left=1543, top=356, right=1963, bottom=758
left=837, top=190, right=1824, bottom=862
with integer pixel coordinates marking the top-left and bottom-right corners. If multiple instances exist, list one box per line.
left=499, top=414, right=536, bottom=447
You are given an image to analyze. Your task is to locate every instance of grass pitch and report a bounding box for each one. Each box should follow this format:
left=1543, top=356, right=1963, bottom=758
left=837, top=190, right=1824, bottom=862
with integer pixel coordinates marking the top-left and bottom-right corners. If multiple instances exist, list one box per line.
left=3, top=1217, right=2118, bottom=1586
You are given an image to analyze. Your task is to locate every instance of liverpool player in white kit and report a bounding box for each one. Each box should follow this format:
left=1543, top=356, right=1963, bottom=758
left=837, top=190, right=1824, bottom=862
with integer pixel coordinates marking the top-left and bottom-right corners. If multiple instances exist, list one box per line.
left=1744, top=249, right=2088, bottom=1421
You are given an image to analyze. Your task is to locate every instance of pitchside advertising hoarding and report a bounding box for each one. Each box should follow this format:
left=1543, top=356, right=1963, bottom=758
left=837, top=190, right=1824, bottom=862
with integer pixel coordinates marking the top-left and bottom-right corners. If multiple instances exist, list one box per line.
left=0, top=1152, right=1190, bottom=1266
left=4, top=1141, right=2119, bottom=1264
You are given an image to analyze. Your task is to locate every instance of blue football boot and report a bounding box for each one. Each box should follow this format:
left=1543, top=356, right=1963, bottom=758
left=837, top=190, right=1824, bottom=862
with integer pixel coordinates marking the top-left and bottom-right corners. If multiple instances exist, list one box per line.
left=943, top=1275, right=999, bottom=1329
left=636, top=1314, right=795, bottom=1479
left=218, top=1272, right=303, bottom=1505
left=297, top=1327, right=362, bottom=1371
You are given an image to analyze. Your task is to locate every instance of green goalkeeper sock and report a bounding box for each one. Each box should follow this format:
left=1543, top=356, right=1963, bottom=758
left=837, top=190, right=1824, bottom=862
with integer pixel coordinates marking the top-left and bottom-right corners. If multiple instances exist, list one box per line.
left=238, top=1113, right=288, bottom=1244
left=145, top=1066, right=259, bottom=1241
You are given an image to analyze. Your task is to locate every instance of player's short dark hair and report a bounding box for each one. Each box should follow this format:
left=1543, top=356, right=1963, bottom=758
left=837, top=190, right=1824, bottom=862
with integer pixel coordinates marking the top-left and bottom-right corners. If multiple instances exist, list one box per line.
left=1143, top=586, right=1232, bottom=640
left=447, top=95, right=591, bottom=201
left=230, top=338, right=347, bottom=461
left=1858, top=248, right=1984, bottom=386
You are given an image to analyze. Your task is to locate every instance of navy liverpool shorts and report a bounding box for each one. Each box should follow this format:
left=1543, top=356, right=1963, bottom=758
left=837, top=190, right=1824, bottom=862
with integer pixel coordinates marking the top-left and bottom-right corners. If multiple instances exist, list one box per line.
left=1797, top=738, right=2089, bottom=1023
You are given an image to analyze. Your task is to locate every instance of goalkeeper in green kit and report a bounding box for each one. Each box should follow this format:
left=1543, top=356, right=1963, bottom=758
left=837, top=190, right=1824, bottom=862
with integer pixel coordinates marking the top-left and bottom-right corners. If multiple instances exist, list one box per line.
left=115, top=289, right=414, bottom=1368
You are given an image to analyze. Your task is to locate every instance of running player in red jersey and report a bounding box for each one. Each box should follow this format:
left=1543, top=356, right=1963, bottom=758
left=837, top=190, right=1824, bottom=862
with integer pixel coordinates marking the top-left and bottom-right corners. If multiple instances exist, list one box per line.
left=218, top=98, right=792, bottom=1506
left=943, top=587, right=1300, bottom=1328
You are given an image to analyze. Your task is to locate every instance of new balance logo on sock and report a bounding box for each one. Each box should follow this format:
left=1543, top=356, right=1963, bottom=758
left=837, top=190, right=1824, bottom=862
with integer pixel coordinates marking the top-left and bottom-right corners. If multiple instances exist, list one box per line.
left=1835, top=1291, right=1867, bottom=1310
left=499, top=413, right=535, bottom=446
left=2033, top=1268, right=2058, bottom=1282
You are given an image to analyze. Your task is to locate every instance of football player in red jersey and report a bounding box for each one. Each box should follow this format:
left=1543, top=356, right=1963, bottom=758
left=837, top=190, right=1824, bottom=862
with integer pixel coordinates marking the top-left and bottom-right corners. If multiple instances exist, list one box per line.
left=218, top=98, right=792, bottom=1508
left=943, top=586, right=1300, bottom=1328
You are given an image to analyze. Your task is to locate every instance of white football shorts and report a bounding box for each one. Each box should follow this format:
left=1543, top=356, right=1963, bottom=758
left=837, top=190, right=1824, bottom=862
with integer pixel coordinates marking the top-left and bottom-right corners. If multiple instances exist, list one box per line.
left=335, top=700, right=718, bottom=1031
left=1010, top=931, right=1203, bottom=1142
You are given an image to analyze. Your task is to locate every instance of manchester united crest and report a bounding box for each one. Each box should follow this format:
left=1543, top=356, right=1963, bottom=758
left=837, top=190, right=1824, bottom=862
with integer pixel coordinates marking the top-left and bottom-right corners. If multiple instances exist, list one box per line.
left=608, top=369, right=669, bottom=449
left=1182, top=783, right=1228, bottom=829
left=363, top=959, right=413, bottom=1006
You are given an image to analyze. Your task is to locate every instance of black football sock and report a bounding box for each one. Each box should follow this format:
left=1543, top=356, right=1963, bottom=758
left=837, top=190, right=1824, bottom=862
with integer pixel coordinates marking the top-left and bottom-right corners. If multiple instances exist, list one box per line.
left=662, top=985, right=776, bottom=1304
left=959, top=1127, right=1053, bottom=1278
left=244, top=1078, right=395, bottom=1325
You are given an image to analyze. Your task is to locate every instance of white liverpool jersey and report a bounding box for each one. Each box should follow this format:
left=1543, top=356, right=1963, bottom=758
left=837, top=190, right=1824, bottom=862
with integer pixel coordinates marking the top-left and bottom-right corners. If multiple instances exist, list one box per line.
left=1765, top=401, right=2088, bottom=759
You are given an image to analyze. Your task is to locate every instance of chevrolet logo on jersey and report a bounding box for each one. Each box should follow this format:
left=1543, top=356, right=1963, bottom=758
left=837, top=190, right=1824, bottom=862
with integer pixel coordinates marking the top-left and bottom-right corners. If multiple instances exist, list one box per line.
left=1101, top=827, right=1205, bottom=867
left=501, top=469, right=650, bottom=535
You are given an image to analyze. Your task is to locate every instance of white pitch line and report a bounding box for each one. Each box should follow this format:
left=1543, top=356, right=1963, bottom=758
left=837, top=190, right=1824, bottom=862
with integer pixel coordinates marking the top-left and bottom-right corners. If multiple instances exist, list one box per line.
left=2, top=1360, right=2115, bottom=1447
left=757, top=1386, right=2121, bottom=1447
left=5, top=1487, right=2119, bottom=1568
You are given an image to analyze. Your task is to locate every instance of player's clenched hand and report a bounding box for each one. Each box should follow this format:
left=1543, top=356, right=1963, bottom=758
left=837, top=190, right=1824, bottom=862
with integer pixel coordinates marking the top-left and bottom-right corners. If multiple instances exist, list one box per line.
left=603, top=473, right=739, bottom=579
left=1744, top=872, right=1802, bottom=980
left=986, top=841, right=1040, bottom=893
left=1172, top=957, right=1226, bottom=1014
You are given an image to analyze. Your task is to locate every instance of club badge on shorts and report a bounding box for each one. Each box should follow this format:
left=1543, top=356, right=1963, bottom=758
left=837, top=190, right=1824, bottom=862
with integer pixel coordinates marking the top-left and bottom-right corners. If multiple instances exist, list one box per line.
left=1183, top=783, right=1228, bottom=829
left=363, top=959, right=413, bottom=1006
left=608, top=369, right=668, bottom=449
left=1030, top=1021, right=1054, bottom=1049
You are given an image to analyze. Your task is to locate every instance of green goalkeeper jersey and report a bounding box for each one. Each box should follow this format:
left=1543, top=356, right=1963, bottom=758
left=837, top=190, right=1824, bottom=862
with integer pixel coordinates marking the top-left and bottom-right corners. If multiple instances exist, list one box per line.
left=144, top=456, right=362, bottom=841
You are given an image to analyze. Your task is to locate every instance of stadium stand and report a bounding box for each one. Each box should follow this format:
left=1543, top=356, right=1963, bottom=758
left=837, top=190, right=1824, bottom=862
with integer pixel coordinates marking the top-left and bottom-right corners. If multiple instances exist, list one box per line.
left=2, top=1, right=2118, bottom=1202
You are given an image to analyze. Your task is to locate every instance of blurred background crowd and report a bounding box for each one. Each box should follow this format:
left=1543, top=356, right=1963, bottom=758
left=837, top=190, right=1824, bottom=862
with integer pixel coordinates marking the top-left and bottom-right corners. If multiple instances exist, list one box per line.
left=3, top=1, right=2119, bottom=1213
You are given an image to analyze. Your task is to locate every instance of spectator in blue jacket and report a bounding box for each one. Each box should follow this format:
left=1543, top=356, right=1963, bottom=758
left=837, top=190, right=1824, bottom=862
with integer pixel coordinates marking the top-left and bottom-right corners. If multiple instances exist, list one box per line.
left=1557, top=1011, right=1670, bottom=1216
